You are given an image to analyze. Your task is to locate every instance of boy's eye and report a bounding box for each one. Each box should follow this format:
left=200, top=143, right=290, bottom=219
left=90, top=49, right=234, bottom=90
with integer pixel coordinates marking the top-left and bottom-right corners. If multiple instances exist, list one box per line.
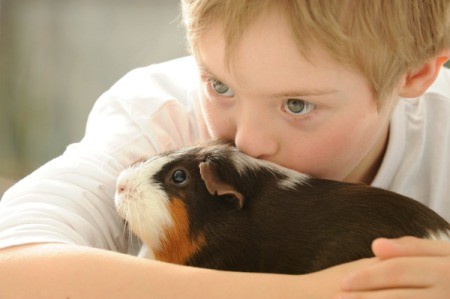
left=210, top=79, right=234, bottom=97
left=284, top=99, right=315, bottom=115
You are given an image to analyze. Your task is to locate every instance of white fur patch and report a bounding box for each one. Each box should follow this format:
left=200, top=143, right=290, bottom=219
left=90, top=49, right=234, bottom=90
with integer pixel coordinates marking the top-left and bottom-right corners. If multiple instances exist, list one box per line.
left=115, top=156, right=174, bottom=251
left=137, top=244, right=155, bottom=259
left=227, top=146, right=310, bottom=190
left=427, top=229, right=450, bottom=242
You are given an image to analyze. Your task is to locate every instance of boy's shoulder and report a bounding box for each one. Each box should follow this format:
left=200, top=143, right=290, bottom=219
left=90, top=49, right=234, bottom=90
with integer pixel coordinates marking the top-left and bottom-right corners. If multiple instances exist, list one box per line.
left=374, top=67, right=450, bottom=218
left=106, top=56, right=199, bottom=101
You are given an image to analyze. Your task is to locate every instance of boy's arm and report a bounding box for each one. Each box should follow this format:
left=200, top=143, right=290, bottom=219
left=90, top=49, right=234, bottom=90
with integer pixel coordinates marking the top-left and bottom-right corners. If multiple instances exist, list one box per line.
left=0, top=243, right=376, bottom=299
left=0, top=243, right=301, bottom=299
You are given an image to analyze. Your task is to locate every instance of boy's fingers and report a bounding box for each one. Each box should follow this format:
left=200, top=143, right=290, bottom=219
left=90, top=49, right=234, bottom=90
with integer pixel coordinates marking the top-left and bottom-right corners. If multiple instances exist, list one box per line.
left=335, top=288, right=437, bottom=299
left=372, top=236, right=450, bottom=259
left=341, top=257, right=435, bottom=292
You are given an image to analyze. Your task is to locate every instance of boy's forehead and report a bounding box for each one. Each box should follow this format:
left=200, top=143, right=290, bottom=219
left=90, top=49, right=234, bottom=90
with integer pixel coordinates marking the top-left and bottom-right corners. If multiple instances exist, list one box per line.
left=195, top=15, right=343, bottom=81
left=195, top=28, right=239, bottom=82
left=195, top=40, right=344, bottom=100
left=195, top=52, right=249, bottom=88
left=194, top=11, right=386, bottom=109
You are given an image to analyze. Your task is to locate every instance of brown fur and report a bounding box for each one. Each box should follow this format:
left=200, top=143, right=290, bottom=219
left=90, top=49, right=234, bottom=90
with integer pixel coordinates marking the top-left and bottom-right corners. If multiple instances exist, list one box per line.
left=118, top=142, right=450, bottom=274
left=154, top=198, right=206, bottom=264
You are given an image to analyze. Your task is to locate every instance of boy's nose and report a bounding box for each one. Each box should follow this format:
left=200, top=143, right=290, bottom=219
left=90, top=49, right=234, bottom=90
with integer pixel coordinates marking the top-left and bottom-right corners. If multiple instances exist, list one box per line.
left=234, top=114, right=278, bottom=159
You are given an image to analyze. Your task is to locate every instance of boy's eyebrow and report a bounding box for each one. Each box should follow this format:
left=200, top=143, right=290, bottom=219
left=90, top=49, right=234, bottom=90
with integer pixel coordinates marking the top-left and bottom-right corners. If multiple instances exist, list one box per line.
left=271, top=89, right=339, bottom=98
left=197, top=62, right=220, bottom=78
left=197, top=62, right=208, bottom=73
left=197, top=62, right=238, bottom=85
left=197, top=61, right=339, bottom=97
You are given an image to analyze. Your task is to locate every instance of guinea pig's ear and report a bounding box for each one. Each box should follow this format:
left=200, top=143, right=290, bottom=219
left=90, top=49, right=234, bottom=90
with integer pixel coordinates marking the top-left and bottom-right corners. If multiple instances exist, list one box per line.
left=199, top=161, right=245, bottom=210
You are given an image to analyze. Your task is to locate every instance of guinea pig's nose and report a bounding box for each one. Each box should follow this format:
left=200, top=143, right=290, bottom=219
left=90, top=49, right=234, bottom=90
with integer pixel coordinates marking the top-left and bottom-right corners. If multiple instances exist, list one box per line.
left=117, top=184, right=126, bottom=194
left=117, top=181, right=133, bottom=195
left=116, top=169, right=139, bottom=198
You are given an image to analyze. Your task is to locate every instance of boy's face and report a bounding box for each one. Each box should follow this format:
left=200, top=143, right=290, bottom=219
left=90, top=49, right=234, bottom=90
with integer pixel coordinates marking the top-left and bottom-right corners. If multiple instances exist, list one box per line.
left=196, top=11, right=394, bottom=183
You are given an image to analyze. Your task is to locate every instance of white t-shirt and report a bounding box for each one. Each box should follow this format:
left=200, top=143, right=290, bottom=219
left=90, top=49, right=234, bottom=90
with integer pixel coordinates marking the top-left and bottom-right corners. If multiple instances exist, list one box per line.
left=1, top=56, right=449, bottom=253
left=372, top=65, right=450, bottom=220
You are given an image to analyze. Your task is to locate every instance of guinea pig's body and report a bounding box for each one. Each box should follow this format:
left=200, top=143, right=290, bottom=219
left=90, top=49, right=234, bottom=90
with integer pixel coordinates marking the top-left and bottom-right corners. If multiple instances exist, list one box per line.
left=115, top=141, right=450, bottom=274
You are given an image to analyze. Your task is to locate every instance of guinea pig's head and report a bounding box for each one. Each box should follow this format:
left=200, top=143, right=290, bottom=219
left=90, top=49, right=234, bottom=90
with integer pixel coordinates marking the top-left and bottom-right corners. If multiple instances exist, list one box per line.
left=114, top=142, right=248, bottom=263
left=114, top=141, right=308, bottom=264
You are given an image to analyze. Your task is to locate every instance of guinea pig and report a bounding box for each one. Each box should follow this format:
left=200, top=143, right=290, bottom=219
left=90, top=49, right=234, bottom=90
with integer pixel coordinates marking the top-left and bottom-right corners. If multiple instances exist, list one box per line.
left=114, top=140, right=450, bottom=274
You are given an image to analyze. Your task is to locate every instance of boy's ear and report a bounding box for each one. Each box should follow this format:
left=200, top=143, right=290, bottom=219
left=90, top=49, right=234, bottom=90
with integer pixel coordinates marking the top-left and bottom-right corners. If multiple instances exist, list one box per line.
left=199, top=161, right=245, bottom=210
left=399, top=48, right=450, bottom=98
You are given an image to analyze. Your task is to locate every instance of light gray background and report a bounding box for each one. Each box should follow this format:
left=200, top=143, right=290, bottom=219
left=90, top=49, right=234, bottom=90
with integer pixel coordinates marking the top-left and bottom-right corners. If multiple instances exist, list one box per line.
left=0, top=0, right=187, bottom=181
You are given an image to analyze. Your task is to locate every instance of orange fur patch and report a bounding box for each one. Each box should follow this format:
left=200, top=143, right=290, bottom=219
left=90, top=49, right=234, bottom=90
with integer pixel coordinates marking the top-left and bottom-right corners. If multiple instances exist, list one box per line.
left=154, top=198, right=206, bottom=265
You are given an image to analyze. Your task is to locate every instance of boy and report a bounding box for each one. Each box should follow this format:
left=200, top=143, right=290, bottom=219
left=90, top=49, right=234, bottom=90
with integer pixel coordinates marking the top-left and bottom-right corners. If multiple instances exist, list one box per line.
left=1, top=1, right=450, bottom=298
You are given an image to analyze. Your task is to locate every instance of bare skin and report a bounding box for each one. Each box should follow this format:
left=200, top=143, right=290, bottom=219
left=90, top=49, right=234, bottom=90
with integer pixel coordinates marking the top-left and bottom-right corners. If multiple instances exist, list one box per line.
left=335, top=237, right=450, bottom=299
left=0, top=243, right=377, bottom=299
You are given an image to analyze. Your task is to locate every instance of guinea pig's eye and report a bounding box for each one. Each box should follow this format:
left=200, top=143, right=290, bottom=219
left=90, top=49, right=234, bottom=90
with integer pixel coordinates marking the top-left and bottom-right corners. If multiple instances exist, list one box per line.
left=170, top=169, right=189, bottom=187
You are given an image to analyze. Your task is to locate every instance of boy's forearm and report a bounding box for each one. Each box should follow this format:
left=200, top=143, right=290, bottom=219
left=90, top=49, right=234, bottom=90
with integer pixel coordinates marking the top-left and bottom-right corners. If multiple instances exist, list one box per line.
left=0, top=243, right=308, bottom=299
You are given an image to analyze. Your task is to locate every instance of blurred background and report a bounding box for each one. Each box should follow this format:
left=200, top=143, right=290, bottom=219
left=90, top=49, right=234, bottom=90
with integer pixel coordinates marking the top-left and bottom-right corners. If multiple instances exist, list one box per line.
left=0, top=0, right=187, bottom=187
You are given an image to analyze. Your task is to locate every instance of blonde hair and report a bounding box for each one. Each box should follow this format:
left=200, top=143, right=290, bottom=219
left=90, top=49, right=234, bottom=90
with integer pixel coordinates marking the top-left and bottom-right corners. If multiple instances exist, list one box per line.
left=181, top=0, right=450, bottom=105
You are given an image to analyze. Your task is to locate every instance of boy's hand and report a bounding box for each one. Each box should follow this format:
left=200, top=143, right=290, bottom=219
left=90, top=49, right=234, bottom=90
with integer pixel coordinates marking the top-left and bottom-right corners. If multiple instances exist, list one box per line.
left=335, top=236, right=450, bottom=299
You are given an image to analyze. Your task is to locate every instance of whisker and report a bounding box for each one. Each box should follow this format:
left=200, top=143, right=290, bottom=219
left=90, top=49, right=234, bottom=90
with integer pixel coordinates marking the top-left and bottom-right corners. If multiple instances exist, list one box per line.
left=128, top=203, right=140, bottom=251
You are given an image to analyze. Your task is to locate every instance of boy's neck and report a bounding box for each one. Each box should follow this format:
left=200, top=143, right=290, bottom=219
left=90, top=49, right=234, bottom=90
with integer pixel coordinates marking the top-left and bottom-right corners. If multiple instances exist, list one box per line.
left=343, top=124, right=390, bottom=185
